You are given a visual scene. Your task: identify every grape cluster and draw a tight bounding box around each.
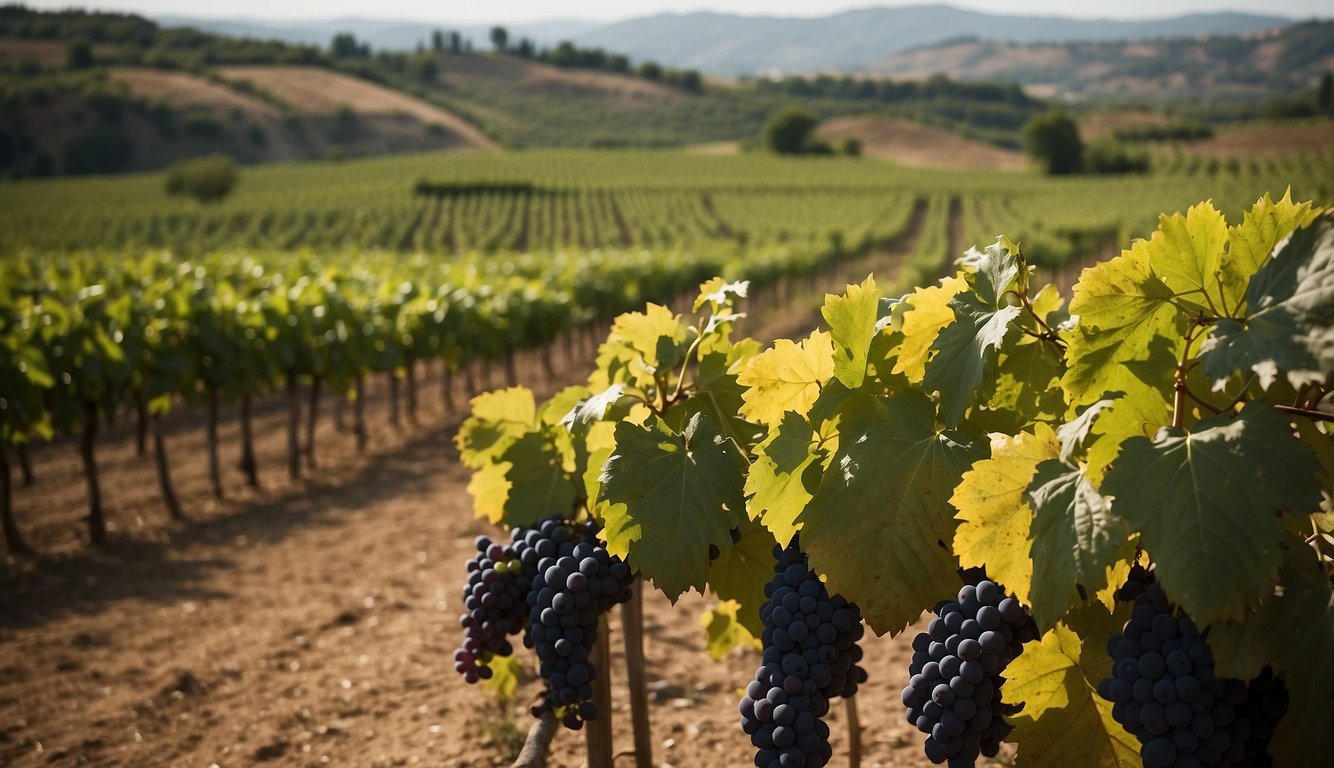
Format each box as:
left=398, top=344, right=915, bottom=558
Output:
left=1097, top=564, right=1288, bottom=768
left=454, top=526, right=539, bottom=683
left=738, top=541, right=867, bottom=768
left=901, top=578, right=1038, bottom=766
left=524, top=515, right=635, bottom=730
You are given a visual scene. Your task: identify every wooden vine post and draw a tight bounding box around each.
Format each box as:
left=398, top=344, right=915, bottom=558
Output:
left=586, top=615, right=614, bottom=766
left=621, top=582, right=653, bottom=768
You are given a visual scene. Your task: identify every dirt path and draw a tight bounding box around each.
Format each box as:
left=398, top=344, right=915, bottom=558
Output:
left=0, top=256, right=942, bottom=767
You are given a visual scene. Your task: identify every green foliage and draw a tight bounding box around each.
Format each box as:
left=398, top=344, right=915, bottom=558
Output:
left=164, top=153, right=238, bottom=203
left=1083, top=140, right=1149, bottom=175
left=763, top=107, right=818, bottom=155
left=66, top=40, right=94, bottom=70
left=1022, top=111, right=1083, bottom=176
left=61, top=124, right=134, bottom=174
left=838, top=136, right=861, bottom=157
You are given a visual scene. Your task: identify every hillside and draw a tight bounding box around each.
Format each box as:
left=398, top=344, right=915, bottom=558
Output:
left=871, top=21, right=1334, bottom=103
left=569, top=5, right=1293, bottom=76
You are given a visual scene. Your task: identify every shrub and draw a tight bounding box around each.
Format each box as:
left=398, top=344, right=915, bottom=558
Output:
left=839, top=136, right=862, bottom=157
left=164, top=153, right=237, bottom=203
left=763, top=107, right=818, bottom=155
left=1021, top=111, right=1083, bottom=175
left=1084, top=140, right=1150, bottom=175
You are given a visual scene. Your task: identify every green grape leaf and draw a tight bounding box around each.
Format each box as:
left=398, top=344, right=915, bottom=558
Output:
left=599, top=412, right=747, bottom=600
left=736, top=330, right=834, bottom=427
left=562, top=383, right=634, bottom=433
left=952, top=425, right=1061, bottom=605
left=706, top=516, right=777, bottom=638
left=480, top=654, right=524, bottom=704
left=699, top=600, right=761, bottom=660
left=968, top=331, right=1064, bottom=435
left=1202, top=213, right=1334, bottom=391
left=798, top=390, right=985, bottom=635
left=745, top=412, right=824, bottom=548
left=821, top=276, right=881, bottom=390
left=1026, top=460, right=1128, bottom=629
left=1221, top=190, right=1322, bottom=313
left=893, top=275, right=968, bottom=383
left=1003, top=605, right=1140, bottom=768
left=1056, top=394, right=1123, bottom=465
left=1146, top=201, right=1229, bottom=313
left=498, top=431, right=576, bottom=527
left=1102, top=402, right=1324, bottom=627
left=922, top=292, right=1022, bottom=426
left=456, top=386, right=536, bottom=469
left=961, top=237, right=1022, bottom=307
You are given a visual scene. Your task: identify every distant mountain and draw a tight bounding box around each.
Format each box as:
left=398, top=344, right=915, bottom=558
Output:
left=156, top=16, right=600, bottom=53
left=569, top=4, right=1296, bottom=75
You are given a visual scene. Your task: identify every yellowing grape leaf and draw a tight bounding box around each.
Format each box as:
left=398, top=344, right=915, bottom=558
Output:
left=599, top=412, right=748, bottom=600
left=745, top=412, right=824, bottom=548
left=798, top=390, right=985, bottom=635
left=1102, top=402, right=1324, bottom=627
left=1147, top=201, right=1229, bottom=313
left=1026, top=460, right=1128, bottom=629
left=960, top=237, right=1022, bottom=307
left=480, top=654, right=524, bottom=704
left=736, top=330, right=834, bottom=427
left=699, top=600, right=761, bottom=660
left=1221, top=190, right=1322, bottom=314
left=694, top=277, right=749, bottom=313
left=456, top=386, right=536, bottom=469
left=893, top=275, right=968, bottom=382
left=821, top=276, right=881, bottom=390
left=1203, top=213, right=1334, bottom=392
left=706, top=516, right=777, bottom=637
left=952, top=424, right=1061, bottom=605
left=1003, top=607, right=1139, bottom=768
left=923, top=292, right=1022, bottom=426
left=1062, top=237, right=1181, bottom=410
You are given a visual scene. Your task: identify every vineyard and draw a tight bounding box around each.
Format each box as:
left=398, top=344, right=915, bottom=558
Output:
left=0, top=147, right=1332, bottom=768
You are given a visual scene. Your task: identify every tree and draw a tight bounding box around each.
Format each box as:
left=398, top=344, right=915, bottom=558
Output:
left=431, top=29, right=444, bottom=52
left=1021, top=111, right=1083, bottom=176
left=67, top=40, right=93, bottom=69
left=331, top=32, right=368, bottom=59
left=490, top=26, right=508, bottom=53
left=1318, top=71, right=1332, bottom=115
left=763, top=107, right=818, bottom=155
left=839, top=136, right=862, bottom=157
left=450, top=31, right=463, bottom=53
left=164, top=154, right=238, bottom=204
left=637, top=61, right=662, bottom=81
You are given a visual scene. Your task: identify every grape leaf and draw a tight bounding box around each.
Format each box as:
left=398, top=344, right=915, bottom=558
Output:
left=1003, top=605, right=1139, bottom=768
left=952, top=425, right=1061, bottom=606
left=1102, top=402, right=1324, bottom=627
left=706, top=516, right=777, bottom=637
left=736, top=330, right=834, bottom=427
left=798, top=389, right=985, bottom=635
left=960, top=237, right=1022, bottom=307
left=479, top=654, right=524, bottom=704
left=922, top=292, right=1022, bottom=426
left=561, top=383, right=632, bottom=432
left=1202, top=213, right=1334, bottom=391
left=892, top=275, right=968, bottom=382
left=745, top=412, right=823, bottom=548
left=1026, top=460, right=1128, bottom=629
left=456, top=386, right=536, bottom=469
left=498, top=431, right=577, bottom=527
left=599, top=412, right=748, bottom=600
left=820, top=276, right=880, bottom=390
left=967, top=327, right=1064, bottom=436
left=1055, top=395, right=1122, bottom=464
left=699, top=600, right=761, bottom=660
left=694, top=277, right=749, bottom=313
left=1146, top=201, right=1229, bottom=313
left=1221, top=190, right=1322, bottom=313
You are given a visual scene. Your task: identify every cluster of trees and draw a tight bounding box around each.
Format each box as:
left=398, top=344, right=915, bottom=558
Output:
left=761, top=107, right=861, bottom=157
left=1263, top=71, right=1334, bottom=119
left=487, top=26, right=704, bottom=93
left=164, top=153, right=237, bottom=203
left=1021, top=112, right=1149, bottom=176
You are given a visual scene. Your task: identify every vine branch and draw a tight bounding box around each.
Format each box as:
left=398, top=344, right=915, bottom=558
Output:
left=512, top=710, right=557, bottom=768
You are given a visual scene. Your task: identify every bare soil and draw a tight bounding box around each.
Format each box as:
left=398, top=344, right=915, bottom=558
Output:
left=818, top=118, right=1026, bottom=172
left=1, top=234, right=950, bottom=768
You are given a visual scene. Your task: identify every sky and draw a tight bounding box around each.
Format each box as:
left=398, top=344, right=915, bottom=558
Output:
left=22, top=0, right=1333, bottom=23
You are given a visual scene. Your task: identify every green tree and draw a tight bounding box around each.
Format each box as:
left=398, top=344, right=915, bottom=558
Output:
left=1021, top=111, right=1083, bottom=176
left=1318, top=71, right=1333, bottom=115
left=164, top=154, right=238, bottom=204
left=431, top=29, right=444, bottom=52
left=637, top=61, right=662, bottom=81
left=490, top=26, right=508, bottom=53
left=763, top=107, right=818, bottom=155
left=67, top=40, right=94, bottom=69
left=839, top=136, right=862, bottom=157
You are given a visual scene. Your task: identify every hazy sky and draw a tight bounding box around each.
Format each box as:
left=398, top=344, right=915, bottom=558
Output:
left=23, top=0, right=1333, bottom=23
